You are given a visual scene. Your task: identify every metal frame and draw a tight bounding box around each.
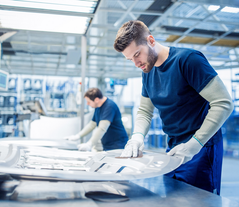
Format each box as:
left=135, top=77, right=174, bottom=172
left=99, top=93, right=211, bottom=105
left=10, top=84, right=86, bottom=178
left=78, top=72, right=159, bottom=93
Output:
left=0, top=0, right=238, bottom=79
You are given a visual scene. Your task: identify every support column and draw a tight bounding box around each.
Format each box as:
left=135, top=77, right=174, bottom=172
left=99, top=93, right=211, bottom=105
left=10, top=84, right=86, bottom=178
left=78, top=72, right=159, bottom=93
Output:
left=81, top=35, right=87, bottom=134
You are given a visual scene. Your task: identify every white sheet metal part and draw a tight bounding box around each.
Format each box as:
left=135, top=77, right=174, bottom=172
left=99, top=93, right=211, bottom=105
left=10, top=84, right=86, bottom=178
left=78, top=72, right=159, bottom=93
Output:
left=0, top=144, right=183, bottom=181
left=0, top=137, right=78, bottom=150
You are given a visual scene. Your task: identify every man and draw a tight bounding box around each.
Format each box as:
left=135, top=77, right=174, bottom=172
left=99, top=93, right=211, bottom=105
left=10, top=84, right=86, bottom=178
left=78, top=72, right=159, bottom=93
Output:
left=65, top=88, right=128, bottom=151
left=114, top=20, right=234, bottom=195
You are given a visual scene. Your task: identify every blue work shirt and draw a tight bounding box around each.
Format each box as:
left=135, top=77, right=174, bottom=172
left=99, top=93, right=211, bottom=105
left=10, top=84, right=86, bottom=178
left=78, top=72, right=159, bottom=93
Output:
left=92, top=98, right=128, bottom=151
left=142, top=47, right=222, bottom=148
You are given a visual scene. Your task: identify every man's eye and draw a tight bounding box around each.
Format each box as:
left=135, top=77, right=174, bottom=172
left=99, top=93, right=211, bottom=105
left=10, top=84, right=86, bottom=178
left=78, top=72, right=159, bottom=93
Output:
left=135, top=52, right=140, bottom=57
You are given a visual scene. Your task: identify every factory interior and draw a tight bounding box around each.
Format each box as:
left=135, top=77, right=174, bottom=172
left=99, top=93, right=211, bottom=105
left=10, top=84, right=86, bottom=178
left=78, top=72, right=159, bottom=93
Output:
left=0, top=0, right=239, bottom=206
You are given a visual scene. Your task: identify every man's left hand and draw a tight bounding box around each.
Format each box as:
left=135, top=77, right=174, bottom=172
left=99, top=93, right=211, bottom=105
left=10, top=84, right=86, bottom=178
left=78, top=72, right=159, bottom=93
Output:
left=77, top=142, right=92, bottom=151
left=167, top=137, right=203, bottom=164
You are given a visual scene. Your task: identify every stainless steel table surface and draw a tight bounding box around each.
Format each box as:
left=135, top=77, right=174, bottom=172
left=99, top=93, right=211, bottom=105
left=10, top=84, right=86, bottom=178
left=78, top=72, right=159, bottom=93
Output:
left=131, top=175, right=239, bottom=207
left=0, top=176, right=239, bottom=207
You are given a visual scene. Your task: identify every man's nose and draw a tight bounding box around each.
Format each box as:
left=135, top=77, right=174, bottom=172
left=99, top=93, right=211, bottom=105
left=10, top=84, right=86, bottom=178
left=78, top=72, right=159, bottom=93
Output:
left=132, top=58, right=140, bottom=68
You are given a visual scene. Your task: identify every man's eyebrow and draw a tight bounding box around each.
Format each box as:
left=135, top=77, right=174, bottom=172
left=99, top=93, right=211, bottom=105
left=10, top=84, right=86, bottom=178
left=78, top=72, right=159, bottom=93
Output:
left=126, top=50, right=140, bottom=60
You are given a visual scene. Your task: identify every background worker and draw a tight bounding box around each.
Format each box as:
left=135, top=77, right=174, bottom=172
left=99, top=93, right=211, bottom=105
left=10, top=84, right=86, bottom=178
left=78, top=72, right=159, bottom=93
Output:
left=65, top=87, right=128, bottom=151
left=114, top=20, right=234, bottom=195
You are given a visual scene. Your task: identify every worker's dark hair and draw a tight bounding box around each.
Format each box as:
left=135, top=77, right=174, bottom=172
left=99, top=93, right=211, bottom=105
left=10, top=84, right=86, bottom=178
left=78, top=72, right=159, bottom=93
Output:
left=84, top=88, right=103, bottom=101
left=114, top=20, right=151, bottom=52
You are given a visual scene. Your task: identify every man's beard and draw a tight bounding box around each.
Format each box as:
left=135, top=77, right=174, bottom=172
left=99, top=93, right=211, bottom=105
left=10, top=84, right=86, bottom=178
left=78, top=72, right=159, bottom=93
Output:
left=143, top=45, right=158, bottom=73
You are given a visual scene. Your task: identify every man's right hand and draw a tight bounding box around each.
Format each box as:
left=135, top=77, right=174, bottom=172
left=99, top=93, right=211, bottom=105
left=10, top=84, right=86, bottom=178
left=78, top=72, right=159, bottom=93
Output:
left=120, top=133, right=144, bottom=157
left=63, top=134, right=80, bottom=141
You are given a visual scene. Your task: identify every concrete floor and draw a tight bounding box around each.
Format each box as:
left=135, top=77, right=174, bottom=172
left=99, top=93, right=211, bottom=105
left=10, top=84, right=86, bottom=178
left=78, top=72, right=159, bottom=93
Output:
left=221, top=157, right=239, bottom=203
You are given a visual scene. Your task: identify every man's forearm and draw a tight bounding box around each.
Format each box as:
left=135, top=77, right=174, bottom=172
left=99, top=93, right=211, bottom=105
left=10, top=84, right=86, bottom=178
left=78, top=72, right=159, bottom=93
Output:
left=133, top=96, right=154, bottom=136
left=88, top=120, right=110, bottom=146
left=78, top=120, right=97, bottom=138
left=195, top=75, right=234, bottom=145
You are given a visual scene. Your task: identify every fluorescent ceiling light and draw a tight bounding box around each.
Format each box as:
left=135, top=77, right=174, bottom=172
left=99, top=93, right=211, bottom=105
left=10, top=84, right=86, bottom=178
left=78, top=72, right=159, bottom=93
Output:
left=66, top=64, right=76, bottom=68
left=0, top=10, right=89, bottom=34
left=208, top=5, right=220, bottom=11
left=0, top=0, right=98, bottom=13
left=208, top=5, right=239, bottom=13
left=221, top=6, right=239, bottom=13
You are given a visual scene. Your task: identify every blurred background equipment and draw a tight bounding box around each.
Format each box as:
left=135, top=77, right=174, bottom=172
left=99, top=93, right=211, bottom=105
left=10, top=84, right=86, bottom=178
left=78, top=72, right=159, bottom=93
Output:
left=0, top=69, right=9, bottom=91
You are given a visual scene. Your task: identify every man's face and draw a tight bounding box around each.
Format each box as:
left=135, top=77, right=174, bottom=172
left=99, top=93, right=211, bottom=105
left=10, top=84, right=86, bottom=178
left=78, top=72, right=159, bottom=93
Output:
left=122, top=40, right=158, bottom=73
left=85, top=97, right=98, bottom=108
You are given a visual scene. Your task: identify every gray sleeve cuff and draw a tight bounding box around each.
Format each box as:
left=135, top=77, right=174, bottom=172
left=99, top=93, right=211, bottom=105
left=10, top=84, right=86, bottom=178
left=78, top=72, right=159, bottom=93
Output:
left=88, top=120, right=110, bottom=146
left=133, top=96, right=155, bottom=136
left=79, top=120, right=97, bottom=137
left=195, top=75, right=234, bottom=145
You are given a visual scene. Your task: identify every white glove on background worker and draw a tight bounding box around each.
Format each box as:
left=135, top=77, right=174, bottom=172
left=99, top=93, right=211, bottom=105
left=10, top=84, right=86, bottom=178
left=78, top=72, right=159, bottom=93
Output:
left=167, top=76, right=233, bottom=164
left=77, top=120, right=110, bottom=152
left=64, top=134, right=81, bottom=141
left=77, top=141, right=92, bottom=151
left=120, top=96, right=155, bottom=157
left=64, top=120, right=97, bottom=141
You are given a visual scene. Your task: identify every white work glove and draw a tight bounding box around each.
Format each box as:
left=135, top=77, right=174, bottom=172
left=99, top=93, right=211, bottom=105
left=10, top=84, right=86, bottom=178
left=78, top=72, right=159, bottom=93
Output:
left=167, top=136, right=203, bottom=164
left=120, top=133, right=144, bottom=157
left=64, top=134, right=80, bottom=141
left=77, top=142, right=92, bottom=151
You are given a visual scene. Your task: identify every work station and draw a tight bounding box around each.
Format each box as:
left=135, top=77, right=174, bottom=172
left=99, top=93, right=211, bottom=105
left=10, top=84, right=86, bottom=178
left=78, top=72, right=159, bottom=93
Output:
left=0, top=0, right=239, bottom=206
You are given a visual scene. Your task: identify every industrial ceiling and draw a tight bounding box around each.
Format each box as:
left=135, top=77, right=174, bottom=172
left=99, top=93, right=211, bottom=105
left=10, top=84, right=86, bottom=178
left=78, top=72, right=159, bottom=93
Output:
left=0, top=0, right=239, bottom=79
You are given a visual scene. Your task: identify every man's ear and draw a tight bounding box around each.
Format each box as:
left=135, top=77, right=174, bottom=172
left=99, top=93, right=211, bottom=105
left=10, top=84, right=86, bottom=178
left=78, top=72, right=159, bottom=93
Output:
left=94, top=97, right=99, bottom=103
left=147, top=35, right=155, bottom=47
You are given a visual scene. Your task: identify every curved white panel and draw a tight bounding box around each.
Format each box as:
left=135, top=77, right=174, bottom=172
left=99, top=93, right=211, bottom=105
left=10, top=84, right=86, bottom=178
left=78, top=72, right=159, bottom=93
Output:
left=0, top=144, right=183, bottom=181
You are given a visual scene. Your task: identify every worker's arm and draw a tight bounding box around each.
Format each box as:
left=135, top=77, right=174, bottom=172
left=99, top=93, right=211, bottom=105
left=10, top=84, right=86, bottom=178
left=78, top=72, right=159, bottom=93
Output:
left=64, top=120, right=96, bottom=141
left=120, top=96, right=154, bottom=157
left=168, top=75, right=234, bottom=164
left=77, top=120, right=110, bottom=151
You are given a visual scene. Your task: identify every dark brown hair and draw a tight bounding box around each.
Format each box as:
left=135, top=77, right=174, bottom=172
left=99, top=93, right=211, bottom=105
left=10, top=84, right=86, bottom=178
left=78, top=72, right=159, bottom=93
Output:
left=84, top=88, right=103, bottom=101
left=114, top=20, right=151, bottom=52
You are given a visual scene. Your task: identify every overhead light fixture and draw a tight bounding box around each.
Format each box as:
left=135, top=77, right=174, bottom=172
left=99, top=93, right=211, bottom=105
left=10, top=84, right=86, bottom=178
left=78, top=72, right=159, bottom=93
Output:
left=0, top=10, right=89, bottom=34
left=0, top=0, right=99, bottom=34
left=208, top=5, right=239, bottom=13
left=0, top=0, right=98, bottom=13
left=221, top=6, right=239, bottom=13
left=66, top=64, right=76, bottom=69
left=208, top=5, right=220, bottom=11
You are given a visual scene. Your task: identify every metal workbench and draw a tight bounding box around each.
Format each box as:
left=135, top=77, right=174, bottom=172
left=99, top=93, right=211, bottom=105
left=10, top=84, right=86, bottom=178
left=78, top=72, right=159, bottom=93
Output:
left=0, top=140, right=238, bottom=207
left=0, top=175, right=239, bottom=207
